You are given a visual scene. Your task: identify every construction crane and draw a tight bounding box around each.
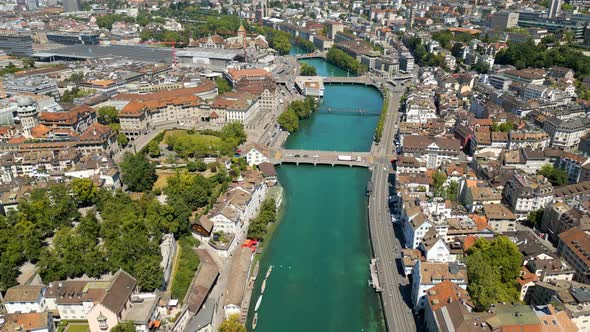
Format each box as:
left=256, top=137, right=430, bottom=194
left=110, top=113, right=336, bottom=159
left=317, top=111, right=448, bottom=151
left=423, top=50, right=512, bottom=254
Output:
left=144, top=40, right=185, bottom=68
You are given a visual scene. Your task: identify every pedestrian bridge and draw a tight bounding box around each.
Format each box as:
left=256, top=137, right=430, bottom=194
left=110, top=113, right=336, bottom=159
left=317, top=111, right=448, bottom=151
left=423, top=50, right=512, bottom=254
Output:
left=270, top=149, right=371, bottom=167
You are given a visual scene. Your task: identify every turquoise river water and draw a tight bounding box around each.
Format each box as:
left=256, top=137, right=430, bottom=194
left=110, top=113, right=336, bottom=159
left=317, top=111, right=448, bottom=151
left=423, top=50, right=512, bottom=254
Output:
left=246, top=48, right=386, bottom=331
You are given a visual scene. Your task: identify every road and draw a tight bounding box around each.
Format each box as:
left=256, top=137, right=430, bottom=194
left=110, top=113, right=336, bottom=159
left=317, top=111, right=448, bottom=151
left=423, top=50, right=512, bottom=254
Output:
left=368, top=82, right=416, bottom=332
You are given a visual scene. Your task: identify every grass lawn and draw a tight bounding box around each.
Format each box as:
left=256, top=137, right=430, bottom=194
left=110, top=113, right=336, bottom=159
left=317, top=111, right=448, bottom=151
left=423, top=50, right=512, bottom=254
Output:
left=170, top=237, right=200, bottom=303
left=154, top=172, right=175, bottom=190
left=65, top=324, right=89, bottom=332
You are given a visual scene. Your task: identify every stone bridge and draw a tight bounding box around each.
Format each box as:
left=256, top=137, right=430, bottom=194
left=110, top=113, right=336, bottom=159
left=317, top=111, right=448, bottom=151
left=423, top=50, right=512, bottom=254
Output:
left=270, top=149, right=372, bottom=167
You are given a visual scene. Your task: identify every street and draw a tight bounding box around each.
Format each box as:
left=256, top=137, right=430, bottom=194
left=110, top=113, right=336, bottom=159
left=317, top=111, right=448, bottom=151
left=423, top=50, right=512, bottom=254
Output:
left=367, top=83, right=416, bottom=332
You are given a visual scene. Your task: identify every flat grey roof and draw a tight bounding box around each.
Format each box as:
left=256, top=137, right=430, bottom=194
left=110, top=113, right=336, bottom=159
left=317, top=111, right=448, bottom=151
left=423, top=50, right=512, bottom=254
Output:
left=33, top=45, right=173, bottom=63
left=184, top=298, right=216, bottom=332
left=176, top=48, right=242, bottom=60
left=32, top=45, right=242, bottom=63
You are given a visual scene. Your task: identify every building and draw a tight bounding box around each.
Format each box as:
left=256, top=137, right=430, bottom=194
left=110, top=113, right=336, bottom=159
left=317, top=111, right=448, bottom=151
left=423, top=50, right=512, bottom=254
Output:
left=86, top=270, right=153, bottom=332
left=211, top=92, right=260, bottom=124
left=411, top=261, right=468, bottom=310
left=424, top=280, right=473, bottom=332
left=400, top=136, right=462, bottom=169
left=2, top=312, right=55, bottom=332
left=502, top=174, right=553, bottom=219
left=543, top=116, right=590, bottom=149
left=63, top=0, right=81, bottom=12
left=558, top=227, right=590, bottom=284
left=223, top=246, right=253, bottom=319
left=491, top=11, right=519, bottom=30
left=483, top=203, right=517, bottom=233
left=3, top=285, right=47, bottom=314
left=542, top=202, right=590, bottom=242
left=530, top=279, right=590, bottom=331
left=294, top=76, right=324, bottom=97
left=0, top=30, right=33, bottom=56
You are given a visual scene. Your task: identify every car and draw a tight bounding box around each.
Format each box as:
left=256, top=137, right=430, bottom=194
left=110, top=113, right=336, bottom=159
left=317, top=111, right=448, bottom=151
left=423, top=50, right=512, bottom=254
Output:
left=286, top=154, right=294, bottom=157
left=294, top=154, right=300, bottom=157
left=302, top=154, right=309, bottom=158
left=312, top=154, right=319, bottom=158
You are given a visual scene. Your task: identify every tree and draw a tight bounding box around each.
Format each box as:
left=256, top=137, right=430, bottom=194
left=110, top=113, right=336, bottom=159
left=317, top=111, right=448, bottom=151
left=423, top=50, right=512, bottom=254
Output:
left=466, top=237, right=522, bottom=310
left=21, top=57, right=35, bottom=68
left=120, top=153, right=157, bottom=192
left=432, top=171, right=447, bottom=197
left=117, top=133, right=129, bottom=147
left=537, top=164, right=568, bottom=186
left=326, top=48, right=365, bottom=75
left=147, top=141, right=161, bottom=158
left=220, top=123, right=247, bottom=145
left=216, top=77, right=232, bottom=94
left=526, top=209, right=544, bottom=228
left=97, top=106, right=119, bottom=125
left=277, top=109, right=299, bottom=132
left=71, top=178, right=98, bottom=206
left=491, top=121, right=513, bottom=132
left=219, top=314, right=247, bottom=332
left=195, top=160, right=207, bottom=172
left=111, top=322, right=136, bottom=332
left=300, top=62, right=317, bottom=76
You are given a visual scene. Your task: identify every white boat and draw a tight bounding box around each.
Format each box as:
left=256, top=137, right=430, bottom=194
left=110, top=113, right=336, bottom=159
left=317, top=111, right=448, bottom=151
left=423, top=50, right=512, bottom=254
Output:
left=255, top=295, right=263, bottom=312
left=261, top=279, right=267, bottom=294
left=265, top=266, right=273, bottom=279
left=252, top=313, right=258, bottom=330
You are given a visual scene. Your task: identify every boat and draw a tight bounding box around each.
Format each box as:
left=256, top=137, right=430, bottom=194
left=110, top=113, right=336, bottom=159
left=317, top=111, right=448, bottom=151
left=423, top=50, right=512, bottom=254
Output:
left=252, top=313, right=258, bottom=330
left=255, top=295, right=263, bottom=311
left=261, top=279, right=267, bottom=294
left=265, top=266, right=273, bottom=279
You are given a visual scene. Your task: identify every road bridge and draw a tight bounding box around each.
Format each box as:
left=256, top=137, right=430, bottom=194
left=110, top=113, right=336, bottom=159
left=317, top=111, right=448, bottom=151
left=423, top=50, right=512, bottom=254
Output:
left=295, top=52, right=326, bottom=60
left=270, top=149, right=372, bottom=167
left=317, top=107, right=381, bottom=116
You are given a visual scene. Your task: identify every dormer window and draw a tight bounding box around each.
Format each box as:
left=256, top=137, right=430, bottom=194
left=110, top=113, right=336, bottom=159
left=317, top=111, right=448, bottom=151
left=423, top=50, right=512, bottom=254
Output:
left=97, top=312, right=108, bottom=330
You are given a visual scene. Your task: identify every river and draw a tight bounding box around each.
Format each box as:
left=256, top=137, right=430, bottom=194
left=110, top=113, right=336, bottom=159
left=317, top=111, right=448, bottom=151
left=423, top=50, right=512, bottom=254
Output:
left=247, top=48, right=385, bottom=332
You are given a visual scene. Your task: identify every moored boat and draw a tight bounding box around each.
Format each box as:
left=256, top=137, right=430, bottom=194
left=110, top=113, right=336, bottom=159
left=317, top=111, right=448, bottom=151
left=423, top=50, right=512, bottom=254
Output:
left=265, top=265, right=273, bottom=279
left=261, top=279, right=267, bottom=294
left=255, top=295, right=263, bottom=311
left=252, top=313, right=258, bottom=330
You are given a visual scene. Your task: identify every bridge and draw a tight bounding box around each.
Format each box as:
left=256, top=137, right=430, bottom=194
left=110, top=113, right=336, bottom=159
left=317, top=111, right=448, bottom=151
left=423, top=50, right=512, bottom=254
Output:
left=270, top=149, right=372, bottom=167
left=316, top=107, right=381, bottom=116
left=295, top=51, right=326, bottom=60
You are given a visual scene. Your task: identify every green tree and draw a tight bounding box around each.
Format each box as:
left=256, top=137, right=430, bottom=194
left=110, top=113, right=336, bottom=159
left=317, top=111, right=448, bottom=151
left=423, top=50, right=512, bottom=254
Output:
left=220, top=123, right=247, bottom=145
left=219, top=314, right=247, bottom=332
left=432, top=171, right=447, bottom=197
left=466, top=237, right=522, bottom=310
left=97, top=106, right=119, bottom=125
left=120, top=153, right=157, bottom=192
left=216, top=77, right=232, bottom=94
left=71, top=178, right=98, bottom=206
left=134, top=255, right=164, bottom=291
left=537, top=164, right=568, bottom=186
left=147, top=141, right=161, bottom=158
left=111, top=322, right=136, bottom=332
left=326, top=48, right=365, bottom=74
left=277, top=109, right=299, bottom=132
left=117, top=133, right=129, bottom=147
left=21, top=57, right=35, bottom=68
left=247, top=198, right=277, bottom=240
left=491, top=121, right=513, bottom=132
left=195, top=160, right=207, bottom=172
left=526, top=209, right=544, bottom=228
left=300, top=62, right=317, bottom=76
